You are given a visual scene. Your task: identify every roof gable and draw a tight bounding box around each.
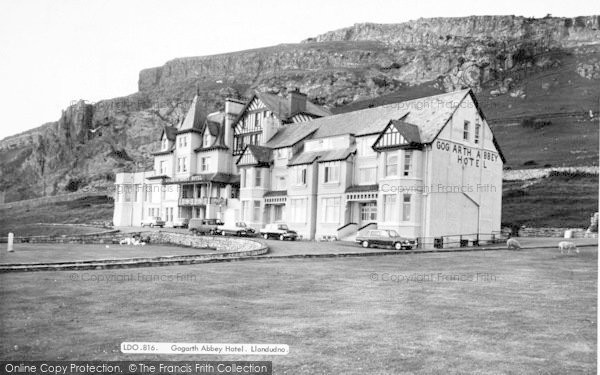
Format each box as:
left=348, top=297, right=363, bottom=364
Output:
left=372, top=116, right=423, bottom=151
left=180, top=95, right=205, bottom=131
left=236, top=144, right=272, bottom=166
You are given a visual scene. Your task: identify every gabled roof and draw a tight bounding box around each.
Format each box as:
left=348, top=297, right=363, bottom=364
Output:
left=288, top=146, right=356, bottom=166
left=307, top=89, right=472, bottom=141
left=236, top=144, right=272, bottom=166
left=179, top=95, right=205, bottom=132
left=391, top=120, right=421, bottom=144
left=232, top=91, right=331, bottom=129
left=160, top=126, right=177, bottom=141
left=248, top=144, right=272, bottom=164
left=256, top=92, right=331, bottom=119
left=264, top=124, right=319, bottom=149
left=194, top=111, right=228, bottom=152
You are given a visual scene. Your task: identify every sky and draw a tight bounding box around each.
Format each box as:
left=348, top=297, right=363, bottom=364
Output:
left=0, top=0, right=598, bottom=139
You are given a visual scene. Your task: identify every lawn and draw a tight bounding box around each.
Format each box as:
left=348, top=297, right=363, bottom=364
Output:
left=0, top=243, right=214, bottom=265
left=0, top=247, right=596, bottom=374
left=0, top=196, right=114, bottom=236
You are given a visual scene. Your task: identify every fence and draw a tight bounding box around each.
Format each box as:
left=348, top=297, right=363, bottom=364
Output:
left=416, top=232, right=505, bottom=249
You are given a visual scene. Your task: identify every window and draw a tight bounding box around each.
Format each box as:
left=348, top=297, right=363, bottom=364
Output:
left=253, top=201, right=261, bottom=221
left=159, top=161, right=166, bottom=174
left=276, top=149, right=287, bottom=159
left=178, top=136, right=187, bottom=147
left=161, top=186, right=166, bottom=200
left=290, top=198, right=307, bottom=223
left=323, top=162, right=340, bottom=183
left=383, top=195, right=397, bottom=222
left=474, top=122, right=481, bottom=144
left=360, top=202, right=377, bottom=222
left=133, top=185, right=139, bottom=202
left=162, top=138, right=168, bottom=150
left=402, top=194, right=411, bottom=221
left=403, top=151, right=413, bottom=177
left=385, top=153, right=398, bottom=177
left=322, top=197, right=341, bottom=223
left=203, top=132, right=210, bottom=148
left=463, top=121, right=470, bottom=141
left=358, top=166, right=376, bottom=184
left=123, top=185, right=132, bottom=202
left=201, top=157, right=209, bottom=172
left=241, top=169, right=247, bottom=188
left=254, top=112, right=260, bottom=127
left=241, top=201, right=249, bottom=222
left=295, top=166, right=307, bottom=185
left=274, top=205, right=283, bottom=222
left=145, top=186, right=152, bottom=202
left=254, top=169, right=262, bottom=187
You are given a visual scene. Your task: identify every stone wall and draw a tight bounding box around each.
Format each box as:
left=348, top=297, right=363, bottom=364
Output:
left=503, top=166, right=599, bottom=181
left=519, top=227, right=598, bottom=238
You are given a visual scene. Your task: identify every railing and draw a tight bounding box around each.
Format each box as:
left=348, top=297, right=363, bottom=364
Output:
left=337, top=222, right=358, bottom=240
left=179, top=197, right=228, bottom=206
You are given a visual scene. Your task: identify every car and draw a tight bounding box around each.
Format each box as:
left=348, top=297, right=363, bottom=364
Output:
left=260, top=223, right=298, bottom=241
left=141, top=216, right=165, bottom=228
left=356, top=229, right=416, bottom=250
left=216, top=222, right=256, bottom=236
left=188, top=218, right=224, bottom=235
left=171, top=217, right=189, bottom=228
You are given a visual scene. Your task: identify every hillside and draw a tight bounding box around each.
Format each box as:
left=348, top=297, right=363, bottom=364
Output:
left=0, top=15, right=599, bottom=202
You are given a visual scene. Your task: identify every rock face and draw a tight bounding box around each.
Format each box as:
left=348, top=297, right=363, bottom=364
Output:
left=1, top=15, right=599, bottom=202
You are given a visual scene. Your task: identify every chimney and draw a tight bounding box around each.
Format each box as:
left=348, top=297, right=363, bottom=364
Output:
left=288, top=88, right=307, bottom=116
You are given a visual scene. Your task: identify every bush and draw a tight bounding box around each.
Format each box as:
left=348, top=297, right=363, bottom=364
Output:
left=65, top=178, right=82, bottom=192
left=520, top=117, right=552, bottom=129
left=523, top=160, right=537, bottom=166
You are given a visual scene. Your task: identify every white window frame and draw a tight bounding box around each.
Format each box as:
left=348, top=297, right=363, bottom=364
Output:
left=295, top=166, right=307, bottom=185
left=254, top=169, right=262, bottom=187
left=402, top=194, right=411, bottom=222
left=323, top=162, right=340, bottom=184
left=201, top=157, right=209, bottom=172
left=463, top=120, right=470, bottom=141
left=358, top=166, right=376, bottom=184
left=290, top=198, right=307, bottom=223
left=474, top=122, right=481, bottom=144
left=252, top=200, right=261, bottom=221
left=321, top=197, right=341, bottom=223
left=383, top=194, right=397, bottom=222
left=385, top=153, right=398, bottom=177
left=403, top=151, right=413, bottom=177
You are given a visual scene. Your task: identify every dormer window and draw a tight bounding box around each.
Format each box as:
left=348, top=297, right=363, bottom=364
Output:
left=203, top=131, right=210, bottom=148
left=161, top=138, right=168, bottom=151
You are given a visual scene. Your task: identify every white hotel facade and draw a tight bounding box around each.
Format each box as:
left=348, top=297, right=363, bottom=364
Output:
left=114, top=89, right=504, bottom=244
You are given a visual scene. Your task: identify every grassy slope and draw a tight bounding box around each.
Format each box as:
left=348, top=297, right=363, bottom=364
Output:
left=0, top=250, right=596, bottom=373
left=0, top=196, right=113, bottom=236
left=502, top=174, right=599, bottom=228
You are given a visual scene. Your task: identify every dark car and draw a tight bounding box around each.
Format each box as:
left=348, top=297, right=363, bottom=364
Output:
left=216, top=221, right=256, bottom=236
left=188, top=218, right=224, bottom=235
left=260, top=223, right=298, bottom=241
left=356, top=229, right=415, bottom=250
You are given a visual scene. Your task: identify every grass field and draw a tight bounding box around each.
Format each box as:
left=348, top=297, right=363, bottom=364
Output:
left=0, top=247, right=596, bottom=374
left=0, top=196, right=113, bottom=236
left=502, top=173, right=599, bottom=228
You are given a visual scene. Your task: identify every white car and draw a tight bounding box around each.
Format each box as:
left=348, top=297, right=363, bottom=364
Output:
left=216, top=222, right=256, bottom=236
left=171, top=217, right=189, bottom=228
left=141, top=216, right=165, bottom=228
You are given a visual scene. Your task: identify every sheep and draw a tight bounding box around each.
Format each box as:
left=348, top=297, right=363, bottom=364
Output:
left=558, top=241, right=579, bottom=254
left=506, top=238, right=522, bottom=250
left=119, top=237, right=133, bottom=245
left=119, top=237, right=146, bottom=246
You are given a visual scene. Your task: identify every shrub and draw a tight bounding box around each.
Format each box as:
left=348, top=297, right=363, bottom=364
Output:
left=523, top=160, right=537, bottom=166
left=65, top=178, right=82, bottom=192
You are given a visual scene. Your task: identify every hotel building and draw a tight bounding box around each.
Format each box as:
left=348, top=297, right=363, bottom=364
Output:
left=114, top=88, right=504, bottom=244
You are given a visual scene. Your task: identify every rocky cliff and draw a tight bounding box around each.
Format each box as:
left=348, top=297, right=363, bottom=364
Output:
left=1, top=15, right=599, bottom=202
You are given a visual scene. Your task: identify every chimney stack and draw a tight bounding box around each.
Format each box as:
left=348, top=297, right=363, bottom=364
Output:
left=288, top=88, right=307, bottom=116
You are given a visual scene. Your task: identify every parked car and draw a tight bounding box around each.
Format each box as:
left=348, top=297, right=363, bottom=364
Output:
left=141, top=216, right=165, bottom=228
left=260, top=223, right=298, bottom=241
left=356, top=229, right=416, bottom=250
left=216, top=222, right=256, bottom=236
left=171, top=217, right=189, bottom=228
left=189, top=218, right=224, bottom=235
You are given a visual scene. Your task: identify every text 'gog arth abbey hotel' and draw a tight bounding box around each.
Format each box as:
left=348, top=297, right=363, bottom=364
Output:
left=113, top=89, right=504, bottom=243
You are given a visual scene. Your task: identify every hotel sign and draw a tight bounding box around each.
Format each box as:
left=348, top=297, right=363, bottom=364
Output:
left=435, top=140, right=499, bottom=168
